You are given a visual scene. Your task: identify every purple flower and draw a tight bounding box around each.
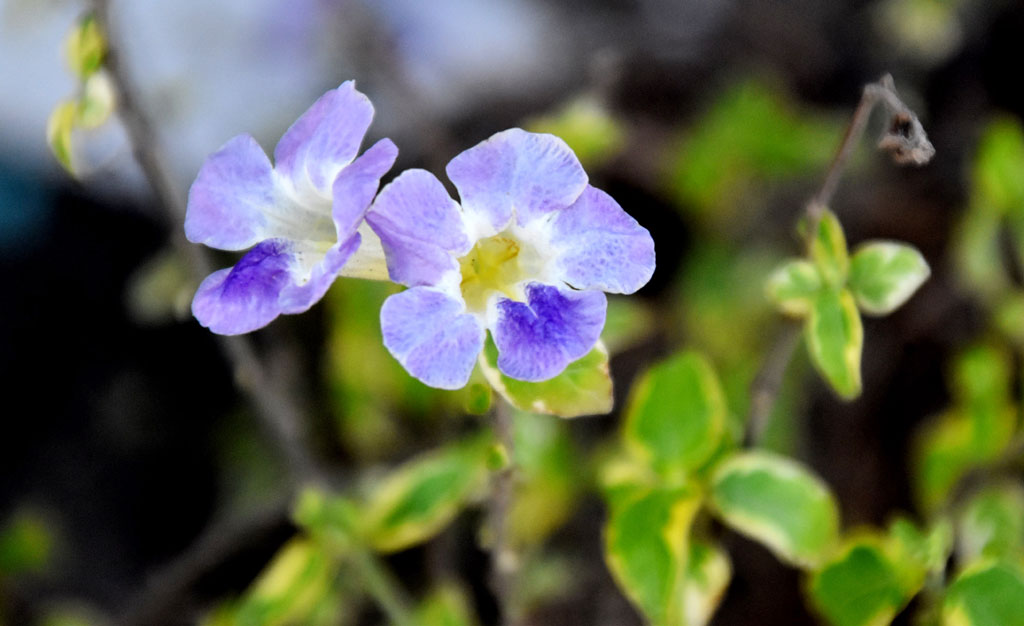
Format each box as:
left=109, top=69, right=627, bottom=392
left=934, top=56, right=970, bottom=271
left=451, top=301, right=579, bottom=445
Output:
left=185, top=81, right=397, bottom=334
left=367, top=129, right=655, bottom=389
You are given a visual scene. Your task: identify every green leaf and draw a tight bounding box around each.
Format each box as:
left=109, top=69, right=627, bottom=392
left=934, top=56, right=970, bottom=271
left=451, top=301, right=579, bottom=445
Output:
left=709, top=451, right=840, bottom=568
left=807, top=536, right=922, bottom=626
left=683, top=541, right=732, bottom=626
left=415, top=584, right=479, bottom=626
left=363, top=433, right=493, bottom=552
left=480, top=337, right=612, bottom=418
left=766, top=259, right=822, bottom=317
left=957, top=483, right=1024, bottom=562
left=973, top=117, right=1024, bottom=215
left=810, top=210, right=850, bottom=288
left=848, top=242, right=930, bottom=315
left=64, top=13, right=106, bottom=79
left=887, top=516, right=953, bottom=578
left=0, top=510, right=54, bottom=576
left=805, top=288, right=863, bottom=400
left=526, top=96, right=625, bottom=168
left=232, top=537, right=342, bottom=626
left=47, top=100, right=78, bottom=174
left=943, top=561, right=1024, bottom=626
left=623, top=351, right=728, bottom=480
left=604, top=486, right=702, bottom=626
left=994, top=292, right=1024, bottom=345
left=507, top=410, right=581, bottom=549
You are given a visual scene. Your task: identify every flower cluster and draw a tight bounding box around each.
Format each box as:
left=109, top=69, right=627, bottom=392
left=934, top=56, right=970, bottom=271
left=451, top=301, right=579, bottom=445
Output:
left=186, top=83, right=655, bottom=388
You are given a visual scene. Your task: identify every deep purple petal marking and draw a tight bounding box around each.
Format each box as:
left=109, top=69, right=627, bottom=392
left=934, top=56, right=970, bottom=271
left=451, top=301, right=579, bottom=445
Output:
left=550, top=185, right=655, bottom=294
left=380, top=287, right=484, bottom=389
left=492, top=283, right=607, bottom=382
left=367, top=169, right=469, bottom=287
left=273, top=81, right=374, bottom=192
left=446, top=129, right=588, bottom=231
left=185, top=134, right=275, bottom=251
left=331, top=137, right=398, bottom=238
left=191, top=239, right=294, bottom=335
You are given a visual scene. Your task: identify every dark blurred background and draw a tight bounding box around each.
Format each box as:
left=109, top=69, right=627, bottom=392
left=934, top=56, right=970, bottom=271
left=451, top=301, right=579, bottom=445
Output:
left=2, top=0, right=1023, bottom=624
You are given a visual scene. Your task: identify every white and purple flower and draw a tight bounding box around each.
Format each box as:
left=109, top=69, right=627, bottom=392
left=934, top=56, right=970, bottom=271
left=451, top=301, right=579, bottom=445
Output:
left=185, top=81, right=397, bottom=334
left=367, top=129, right=655, bottom=389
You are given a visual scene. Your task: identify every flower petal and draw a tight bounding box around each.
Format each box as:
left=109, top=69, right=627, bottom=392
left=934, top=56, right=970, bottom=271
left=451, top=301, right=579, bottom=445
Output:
left=273, top=81, right=374, bottom=193
left=446, top=128, right=587, bottom=233
left=380, top=287, right=484, bottom=389
left=367, top=169, right=470, bottom=287
left=331, top=137, right=398, bottom=238
left=279, top=234, right=361, bottom=314
left=549, top=186, right=655, bottom=294
left=191, top=239, right=294, bottom=334
left=185, top=134, right=275, bottom=251
left=491, top=283, right=607, bottom=382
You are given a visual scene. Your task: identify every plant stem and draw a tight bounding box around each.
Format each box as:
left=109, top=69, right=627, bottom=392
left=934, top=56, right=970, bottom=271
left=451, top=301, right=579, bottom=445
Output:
left=743, top=74, right=935, bottom=445
left=89, top=0, right=326, bottom=488
left=489, top=398, right=521, bottom=626
left=349, top=544, right=417, bottom=626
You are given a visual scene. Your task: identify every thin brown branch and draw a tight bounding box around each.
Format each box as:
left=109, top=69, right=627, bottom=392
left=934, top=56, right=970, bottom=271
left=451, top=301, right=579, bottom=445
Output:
left=89, top=0, right=326, bottom=487
left=488, top=399, right=522, bottom=626
left=744, top=74, right=934, bottom=446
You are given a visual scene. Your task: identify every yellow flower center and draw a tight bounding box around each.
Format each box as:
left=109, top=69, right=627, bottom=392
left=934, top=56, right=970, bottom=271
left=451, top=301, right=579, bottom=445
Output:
left=458, top=234, right=530, bottom=312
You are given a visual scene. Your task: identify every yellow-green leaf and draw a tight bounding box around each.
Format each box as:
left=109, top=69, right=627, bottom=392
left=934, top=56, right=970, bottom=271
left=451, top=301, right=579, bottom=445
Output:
left=415, top=584, right=479, bottom=626
left=957, top=483, right=1024, bottom=563
left=64, top=13, right=106, bottom=79
left=709, top=451, right=840, bottom=568
left=848, top=241, right=930, bottom=316
left=805, top=288, right=863, bottom=400
left=683, top=541, right=731, bottom=626
left=766, top=259, right=823, bottom=317
left=943, top=560, right=1024, bottom=626
left=526, top=96, right=625, bottom=168
left=604, top=485, right=702, bottom=626
left=232, top=538, right=341, bottom=626
left=807, top=535, right=923, bottom=626
left=623, top=351, right=728, bottom=480
left=47, top=100, right=78, bottom=174
left=480, top=337, right=612, bottom=418
left=810, top=210, right=850, bottom=288
left=76, top=71, right=116, bottom=129
left=363, top=433, right=493, bottom=552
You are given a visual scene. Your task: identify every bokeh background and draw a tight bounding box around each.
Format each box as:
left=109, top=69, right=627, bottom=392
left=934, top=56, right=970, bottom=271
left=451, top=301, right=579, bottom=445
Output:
left=2, top=0, right=1024, bottom=624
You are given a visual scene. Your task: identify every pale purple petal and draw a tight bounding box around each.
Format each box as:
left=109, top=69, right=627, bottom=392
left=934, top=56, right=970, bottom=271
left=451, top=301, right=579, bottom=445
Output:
left=185, top=134, right=275, bottom=251
left=367, top=169, right=470, bottom=287
left=446, top=129, right=588, bottom=231
left=191, top=239, right=294, bottom=335
left=331, top=138, right=398, bottom=238
left=279, top=234, right=361, bottom=314
left=273, top=81, right=374, bottom=192
left=491, top=283, right=607, bottom=382
left=550, top=186, right=655, bottom=294
left=380, top=287, right=484, bottom=389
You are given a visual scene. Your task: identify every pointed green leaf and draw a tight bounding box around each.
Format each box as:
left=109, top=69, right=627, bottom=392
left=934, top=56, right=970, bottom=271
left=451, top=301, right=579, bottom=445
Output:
left=64, top=13, right=106, bottom=79
left=363, top=433, right=493, bottom=552
left=604, top=486, right=702, bottom=626
left=848, top=241, right=930, bottom=315
left=683, top=541, right=731, bottom=626
left=810, top=210, right=849, bottom=287
left=957, top=483, right=1024, bottom=563
left=805, top=288, right=863, bottom=399
left=766, top=259, right=822, bottom=317
left=47, top=100, right=78, bottom=174
left=623, top=351, right=728, bottom=479
left=233, top=538, right=342, bottom=626
left=480, top=337, right=612, bottom=418
left=943, top=561, right=1024, bottom=626
left=709, top=451, right=840, bottom=568
left=807, top=536, right=923, bottom=626
left=973, top=116, right=1024, bottom=214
